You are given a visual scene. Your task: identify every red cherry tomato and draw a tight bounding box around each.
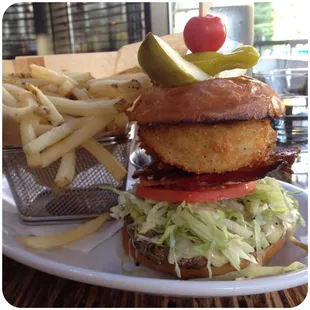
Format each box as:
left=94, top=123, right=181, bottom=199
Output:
left=183, top=14, right=227, bottom=53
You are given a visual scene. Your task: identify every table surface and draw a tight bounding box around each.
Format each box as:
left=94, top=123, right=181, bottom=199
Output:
left=3, top=143, right=308, bottom=307
left=2, top=256, right=308, bottom=307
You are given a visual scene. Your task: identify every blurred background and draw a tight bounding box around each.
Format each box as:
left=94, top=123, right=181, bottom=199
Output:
left=2, top=2, right=308, bottom=60
left=2, top=1, right=308, bottom=186
left=2, top=2, right=149, bottom=57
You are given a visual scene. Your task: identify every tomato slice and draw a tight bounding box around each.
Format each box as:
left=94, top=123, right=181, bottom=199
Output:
left=136, top=182, right=256, bottom=203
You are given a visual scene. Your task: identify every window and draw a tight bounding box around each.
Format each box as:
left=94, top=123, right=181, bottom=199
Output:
left=49, top=2, right=147, bottom=54
left=2, top=2, right=37, bottom=59
left=170, top=1, right=308, bottom=59
left=254, top=2, right=308, bottom=58
left=2, top=2, right=148, bottom=59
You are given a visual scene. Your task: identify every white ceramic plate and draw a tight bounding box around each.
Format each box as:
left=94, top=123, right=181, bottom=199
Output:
left=2, top=180, right=308, bottom=298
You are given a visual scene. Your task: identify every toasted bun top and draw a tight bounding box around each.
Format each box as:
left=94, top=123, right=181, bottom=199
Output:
left=122, top=226, right=286, bottom=279
left=127, top=76, right=285, bottom=126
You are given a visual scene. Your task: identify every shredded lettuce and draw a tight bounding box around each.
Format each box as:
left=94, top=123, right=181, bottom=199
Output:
left=167, top=232, right=181, bottom=278
left=222, top=239, right=257, bottom=271
left=207, top=241, right=216, bottom=278
left=197, top=210, right=229, bottom=238
left=175, top=235, right=201, bottom=260
left=107, top=177, right=305, bottom=279
left=216, top=200, right=245, bottom=212
left=262, top=220, right=284, bottom=244
left=157, top=224, right=176, bottom=245
left=205, top=261, right=306, bottom=281
left=139, top=201, right=168, bottom=234
left=243, top=177, right=297, bottom=214
left=220, top=218, right=253, bottom=238
left=136, top=234, right=160, bottom=244
left=194, top=242, right=211, bottom=255
left=181, top=209, right=228, bottom=247
left=110, top=205, right=125, bottom=220
left=253, top=220, right=262, bottom=265
left=261, top=234, right=270, bottom=249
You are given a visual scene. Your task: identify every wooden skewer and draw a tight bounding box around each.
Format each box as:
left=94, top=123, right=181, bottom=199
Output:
left=199, top=2, right=213, bottom=17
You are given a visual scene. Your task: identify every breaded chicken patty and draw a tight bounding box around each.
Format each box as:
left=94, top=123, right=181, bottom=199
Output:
left=139, top=119, right=277, bottom=174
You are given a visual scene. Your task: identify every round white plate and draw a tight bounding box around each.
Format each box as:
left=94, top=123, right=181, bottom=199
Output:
left=2, top=181, right=308, bottom=298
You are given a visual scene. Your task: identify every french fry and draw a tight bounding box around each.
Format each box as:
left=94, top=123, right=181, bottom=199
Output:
left=7, top=77, right=49, bottom=87
left=3, top=78, right=27, bottom=88
left=3, top=83, right=29, bottom=100
left=8, top=73, right=32, bottom=78
left=54, top=150, right=76, bottom=187
left=31, top=119, right=40, bottom=128
left=288, top=235, right=308, bottom=252
left=3, top=77, right=48, bottom=88
left=40, top=116, right=113, bottom=167
left=60, top=71, right=83, bottom=77
left=71, top=87, right=91, bottom=100
left=19, top=213, right=110, bottom=250
left=26, top=83, right=64, bottom=126
left=62, top=114, right=76, bottom=122
left=114, top=112, right=129, bottom=130
left=23, top=117, right=89, bottom=155
left=3, top=104, right=38, bottom=123
left=63, top=72, right=93, bottom=84
left=30, top=64, right=78, bottom=86
left=59, top=80, right=74, bottom=97
left=20, top=78, right=49, bottom=87
left=46, top=96, right=129, bottom=116
left=2, top=87, right=18, bottom=107
left=83, top=138, right=127, bottom=182
left=33, top=123, right=55, bottom=136
left=33, top=105, right=51, bottom=117
left=40, top=83, right=59, bottom=93
left=92, top=72, right=147, bottom=82
left=88, top=79, right=131, bottom=97
left=3, top=84, right=37, bottom=108
left=7, top=73, right=51, bottom=87
left=83, top=98, right=109, bottom=102
left=88, top=73, right=151, bottom=98
left=36, top=115, right=51, bottom=124
left=20, top=119, right=41, bottom=168
left=40, top=89, right=63, bottom=97
left=19, top=92, right=38, bottom=107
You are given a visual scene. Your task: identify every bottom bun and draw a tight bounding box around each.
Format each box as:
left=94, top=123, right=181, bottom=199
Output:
left=122, top=226, right=286, bottom=279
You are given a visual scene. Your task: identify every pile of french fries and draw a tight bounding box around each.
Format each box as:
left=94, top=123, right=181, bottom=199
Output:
left=3, top=64, right=151, bottom=187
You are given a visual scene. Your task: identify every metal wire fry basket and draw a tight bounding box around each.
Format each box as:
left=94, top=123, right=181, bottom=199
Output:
left=3, top=137, right=132, bottom=224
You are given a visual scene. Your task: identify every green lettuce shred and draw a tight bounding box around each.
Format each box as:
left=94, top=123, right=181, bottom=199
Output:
left=205, top=261, right=306, bottom=281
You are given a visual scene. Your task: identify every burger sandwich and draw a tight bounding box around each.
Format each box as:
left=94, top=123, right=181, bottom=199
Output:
left=109, top=32, right=306, bottom=279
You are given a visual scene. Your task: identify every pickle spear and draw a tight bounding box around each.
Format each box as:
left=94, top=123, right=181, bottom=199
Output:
left=138, top=33, right=209, bottom=88
left=184, top=46, right=260, bottom=76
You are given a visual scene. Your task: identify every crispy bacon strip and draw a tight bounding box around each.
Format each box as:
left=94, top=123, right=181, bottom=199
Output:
left=132, top=160, right=178, bottom=179
left=137, top=147, right=300, bottom=188
left=268, top=147, right=300, bottom=173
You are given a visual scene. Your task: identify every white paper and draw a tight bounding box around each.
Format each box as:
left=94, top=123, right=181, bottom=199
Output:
left=2, top=201, right=123, bottom=253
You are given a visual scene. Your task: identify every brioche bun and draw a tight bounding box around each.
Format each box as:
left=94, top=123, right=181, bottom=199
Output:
left=127, top=76, right=284, bottom=126
left=122, top=226, right=286, bottom=279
